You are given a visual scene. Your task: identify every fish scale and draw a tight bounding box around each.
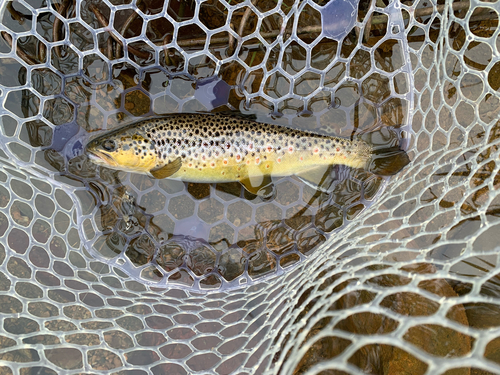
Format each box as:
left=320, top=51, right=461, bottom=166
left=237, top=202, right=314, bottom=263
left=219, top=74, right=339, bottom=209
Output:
left=85, top=113, right=409, bottom=195
left=147, top=114, right=368, bottom=178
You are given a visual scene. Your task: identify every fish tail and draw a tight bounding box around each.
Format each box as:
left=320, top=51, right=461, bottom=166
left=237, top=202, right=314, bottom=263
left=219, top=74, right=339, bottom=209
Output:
left=366, top=146, right=410, bottom=176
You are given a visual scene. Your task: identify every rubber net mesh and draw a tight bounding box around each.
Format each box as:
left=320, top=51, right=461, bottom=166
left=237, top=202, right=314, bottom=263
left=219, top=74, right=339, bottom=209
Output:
left=0, top=0, right=499, bottom=373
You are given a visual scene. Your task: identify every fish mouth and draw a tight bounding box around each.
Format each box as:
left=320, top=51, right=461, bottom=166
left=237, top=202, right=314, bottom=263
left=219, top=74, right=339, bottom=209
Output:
left=87, top=150, right=118, bottom=167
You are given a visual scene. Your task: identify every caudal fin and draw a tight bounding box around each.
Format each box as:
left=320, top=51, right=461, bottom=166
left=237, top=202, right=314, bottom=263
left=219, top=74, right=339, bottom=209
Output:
left=367, top=147, right=410, bottom=176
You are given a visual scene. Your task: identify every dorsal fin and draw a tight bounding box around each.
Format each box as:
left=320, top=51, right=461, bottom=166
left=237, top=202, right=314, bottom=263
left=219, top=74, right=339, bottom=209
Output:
left=150, top=157, right=182, bottom=179
left=210, top=110, right=258, bottom=121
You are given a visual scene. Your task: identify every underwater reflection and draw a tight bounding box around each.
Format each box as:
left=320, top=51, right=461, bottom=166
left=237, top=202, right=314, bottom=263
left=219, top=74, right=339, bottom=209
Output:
left=56, top=151, right=394, bottom=290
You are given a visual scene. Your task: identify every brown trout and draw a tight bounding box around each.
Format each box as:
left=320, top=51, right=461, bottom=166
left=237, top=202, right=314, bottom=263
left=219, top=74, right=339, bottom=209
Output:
left=85, top=113, right=409, bottom=197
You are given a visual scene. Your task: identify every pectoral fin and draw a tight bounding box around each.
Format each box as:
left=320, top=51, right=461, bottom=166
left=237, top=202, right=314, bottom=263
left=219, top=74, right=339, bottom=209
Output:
left=150, top=157, right=182, bottom=179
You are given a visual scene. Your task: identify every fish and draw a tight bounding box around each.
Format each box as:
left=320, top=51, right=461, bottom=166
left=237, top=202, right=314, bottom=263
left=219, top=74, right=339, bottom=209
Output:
left=85, top=113, right=410, bottom=198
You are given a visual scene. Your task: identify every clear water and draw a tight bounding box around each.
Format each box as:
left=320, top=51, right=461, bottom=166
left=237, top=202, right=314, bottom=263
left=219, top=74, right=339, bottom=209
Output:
left=4, top=0, right=498, bottom=373
left=0, top=0, right=412, bottom=292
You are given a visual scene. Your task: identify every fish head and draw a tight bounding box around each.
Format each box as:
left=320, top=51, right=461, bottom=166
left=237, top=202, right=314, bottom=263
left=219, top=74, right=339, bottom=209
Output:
left=85, top=130, right=157, bottom=173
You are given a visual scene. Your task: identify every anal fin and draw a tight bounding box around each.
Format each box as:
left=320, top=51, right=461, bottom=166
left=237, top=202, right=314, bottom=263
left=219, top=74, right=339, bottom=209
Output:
left=239, top=162, right=276, bottom=200
left=150, top=157, right=182, bottom=179
left=240, top=174, right=275, bottom=200
left=295, top=165, right=336, bottom=193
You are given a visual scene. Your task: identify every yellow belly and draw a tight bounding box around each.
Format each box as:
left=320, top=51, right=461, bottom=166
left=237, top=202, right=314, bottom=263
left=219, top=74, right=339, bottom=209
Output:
left=168, top=150, right=368, bottom=183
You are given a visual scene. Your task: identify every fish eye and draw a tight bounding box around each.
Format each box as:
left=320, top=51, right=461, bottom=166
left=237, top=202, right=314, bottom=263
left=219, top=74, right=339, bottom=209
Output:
left=102, top=140, right=116, bottom=151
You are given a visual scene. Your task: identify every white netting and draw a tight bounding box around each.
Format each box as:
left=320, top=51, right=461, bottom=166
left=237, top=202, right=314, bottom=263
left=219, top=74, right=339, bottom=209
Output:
left=0, top=0, right=498, bottom=373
